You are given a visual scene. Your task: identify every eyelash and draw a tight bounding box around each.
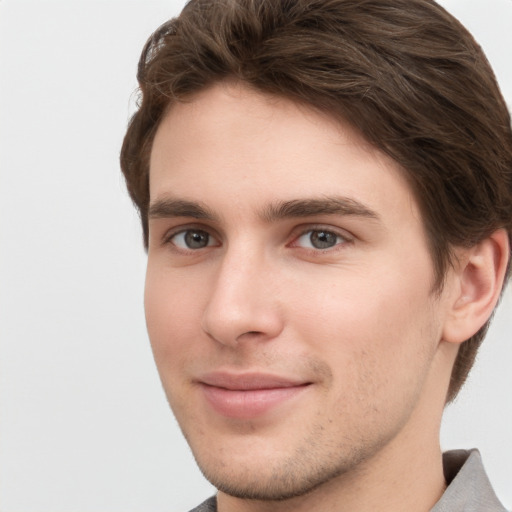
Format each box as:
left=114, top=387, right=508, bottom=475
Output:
left=290, top=226, right=351, bottom=251
left=162, top=224, right=352, bottom=254
left=163, top=226, right=220, bottom=252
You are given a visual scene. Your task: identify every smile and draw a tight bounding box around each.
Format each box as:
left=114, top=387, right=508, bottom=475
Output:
left=198, top=372, right=312, bottom=419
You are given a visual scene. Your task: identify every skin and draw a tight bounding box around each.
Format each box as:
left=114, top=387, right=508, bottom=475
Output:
left=144, top=82, right=503, bottom=512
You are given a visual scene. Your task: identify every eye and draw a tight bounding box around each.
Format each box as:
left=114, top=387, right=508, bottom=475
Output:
left=295, top=229, right=347, bottom=250
left=170, top=229, right=218, bottom=250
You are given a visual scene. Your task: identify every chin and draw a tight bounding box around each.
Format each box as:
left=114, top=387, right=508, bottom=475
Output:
left=200, top=464, right=335, bottom=501
left=191, top=439, right=364, bottom=502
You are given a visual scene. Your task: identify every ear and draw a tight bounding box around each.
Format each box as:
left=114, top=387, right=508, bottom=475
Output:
left=442, top=229, right=510, bottom=344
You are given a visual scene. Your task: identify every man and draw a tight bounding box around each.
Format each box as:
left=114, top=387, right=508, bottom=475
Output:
left=120, top=0, right=512, bottom=510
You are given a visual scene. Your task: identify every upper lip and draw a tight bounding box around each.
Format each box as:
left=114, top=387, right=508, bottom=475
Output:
left=198, top=372, right=310, bottom=390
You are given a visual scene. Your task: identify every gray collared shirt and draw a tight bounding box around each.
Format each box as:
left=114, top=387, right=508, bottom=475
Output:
left=189, top=449, right=508, bottom=512
left=431, top=449, right=507, bottom=511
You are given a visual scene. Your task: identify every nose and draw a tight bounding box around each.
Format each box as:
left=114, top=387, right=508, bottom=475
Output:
left=201, top=246, right=284, bottom=347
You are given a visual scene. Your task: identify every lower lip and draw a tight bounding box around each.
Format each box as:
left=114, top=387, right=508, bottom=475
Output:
left=201, top=384, right=310, bottom=419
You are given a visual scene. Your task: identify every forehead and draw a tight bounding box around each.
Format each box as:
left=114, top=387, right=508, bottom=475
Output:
left=149, top=82, right=420, bottom=225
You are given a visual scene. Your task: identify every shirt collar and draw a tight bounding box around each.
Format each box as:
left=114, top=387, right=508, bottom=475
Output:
left=431, top=449, right=507, bottom=511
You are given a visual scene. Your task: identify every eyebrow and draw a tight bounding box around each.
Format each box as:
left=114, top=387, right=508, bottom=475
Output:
left=260, top=197, right=380, bottom=223
left=148, top=198, right=217, bottom=221
left=148, top=196, right=380, bottom=223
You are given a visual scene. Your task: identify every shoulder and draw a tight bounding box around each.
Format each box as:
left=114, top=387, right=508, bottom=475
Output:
left=188, top=496, right=217, bottom=512
left=431, top=449, right=508, bottom=511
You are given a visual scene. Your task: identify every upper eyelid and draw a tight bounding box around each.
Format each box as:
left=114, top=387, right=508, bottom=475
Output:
left=172, top=229, right=220, bottom=249
left=155, top=221, right=354, bottom=247
left=159, top=228, right=222, bottom=254
left=161, top=223, right=220, bottom=243
left=292, top=223, right=354, bottom=240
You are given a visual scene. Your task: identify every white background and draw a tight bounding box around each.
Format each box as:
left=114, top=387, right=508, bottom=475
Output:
left=0, top=1, right=511, bottom=511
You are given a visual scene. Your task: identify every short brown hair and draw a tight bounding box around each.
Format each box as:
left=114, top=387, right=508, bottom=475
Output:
left=120, top=0, right=512, bottom=401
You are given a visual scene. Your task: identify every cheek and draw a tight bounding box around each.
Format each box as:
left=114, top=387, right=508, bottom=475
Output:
left=291, top=270, right=439, bottom=393
left=144, top=268, right=209, bottom=422
left=296, top=283, right=439, bottom=446
left=144, top=266, right=204, bottom=367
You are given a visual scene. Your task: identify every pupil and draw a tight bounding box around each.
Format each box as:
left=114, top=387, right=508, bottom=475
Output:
left=310, top=230, right=337, bottom=249
left=185, top=230, right=209, bottom=248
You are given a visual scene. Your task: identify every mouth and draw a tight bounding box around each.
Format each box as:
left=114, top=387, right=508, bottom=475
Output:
left=197, top=372, right=312, bottom=419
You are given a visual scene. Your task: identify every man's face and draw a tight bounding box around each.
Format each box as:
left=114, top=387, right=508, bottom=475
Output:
left=145, top=83, right=454, bottom=500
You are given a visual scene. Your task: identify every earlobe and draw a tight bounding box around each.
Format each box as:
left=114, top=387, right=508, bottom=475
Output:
left=442, top=229, right=509, bottom=344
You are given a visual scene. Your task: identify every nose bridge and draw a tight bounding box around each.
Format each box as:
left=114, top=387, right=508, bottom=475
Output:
left=201, top=238, right=282, bottom=346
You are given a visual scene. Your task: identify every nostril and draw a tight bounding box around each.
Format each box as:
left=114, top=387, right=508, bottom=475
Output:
left=234, top=330, right=267, bottom=344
